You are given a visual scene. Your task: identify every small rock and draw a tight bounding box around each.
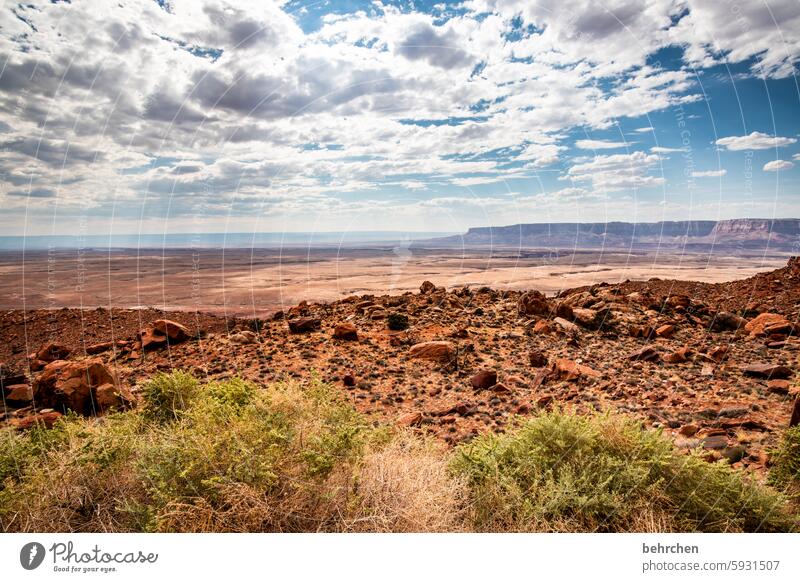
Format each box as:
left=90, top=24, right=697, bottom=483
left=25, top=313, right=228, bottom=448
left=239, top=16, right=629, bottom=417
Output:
left=409, top=341, right=456, bottom=364
left=742, top=363, right=792, bottom=380
left=333, top=323, right=358, bottom=341
left=288, top=317, right=321, bottom=333
left=471, top=370, right=498, bottom=390
left=655, top=324, right=675, bottom=338
left=528, top=350, right=548, bottom=368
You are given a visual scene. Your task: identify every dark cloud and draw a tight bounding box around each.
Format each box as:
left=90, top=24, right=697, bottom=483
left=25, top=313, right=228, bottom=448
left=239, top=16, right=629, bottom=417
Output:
left=0, top=137, right=103, bottom=166
left=7, top=187, right=56, bottom=198
left=397, top=25, right=474, bottom=69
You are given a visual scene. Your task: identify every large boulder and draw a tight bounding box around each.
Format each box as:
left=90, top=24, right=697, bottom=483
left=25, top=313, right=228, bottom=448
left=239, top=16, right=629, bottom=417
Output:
left=745, top=313, right=789, bottom=336
left=35, top=342, right=71, bottom=363
left=408, top=341, right=456, bottom=364
left=518, top=291, right=548, bottom=317
left=140, top=319, right=192, bottom=350
left=32, top=358, right=133, bottom=415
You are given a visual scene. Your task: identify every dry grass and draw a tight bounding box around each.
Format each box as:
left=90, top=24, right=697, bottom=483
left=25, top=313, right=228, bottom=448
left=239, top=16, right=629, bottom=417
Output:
left=1, top=372, right=797, bottom=533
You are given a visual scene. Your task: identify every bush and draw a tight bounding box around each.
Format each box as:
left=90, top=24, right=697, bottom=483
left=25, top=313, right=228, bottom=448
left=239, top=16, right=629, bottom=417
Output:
left=387, top=312, right=409, bottom=331
left=769, top=426, right=800, bottom=498
left=141, top=371, right=200, bottom=421
left=451, top=410, right=795, bottom=532
left=1, top=373, right=797, bottom=533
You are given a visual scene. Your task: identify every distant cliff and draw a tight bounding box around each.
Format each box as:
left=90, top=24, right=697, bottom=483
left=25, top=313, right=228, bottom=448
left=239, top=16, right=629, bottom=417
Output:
left=422, top=219, right=800, bottom=249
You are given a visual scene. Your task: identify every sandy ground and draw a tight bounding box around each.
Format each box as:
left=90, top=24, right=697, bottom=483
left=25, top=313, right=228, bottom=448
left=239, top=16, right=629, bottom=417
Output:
left=0, top=247, right=790, bottom=316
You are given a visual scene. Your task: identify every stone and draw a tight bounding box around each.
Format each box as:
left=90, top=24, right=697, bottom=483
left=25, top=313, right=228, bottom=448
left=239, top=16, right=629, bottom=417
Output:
left=572, top=308, right=602, bottom=329
left=551, top=301, right=574, bottom=320
left=288, top=317, right=321, bottom=333
left=767, top=379, right=791, bottom=395
left=701, top=434, right=728, bottom=450
left=722, top=445, right=747, bottom=464
left=343, top=374, right=356, bottom=387
left=35, top=342, right=71, bottom=363
left=32, top=358, right=133, bottom=415
left=552, top=317, right=579, bottom=333
left=745, top=313, right=788, bottom=336
left=419, top=281, right=436, bottom=294
left=532, top=320, right=556, bottom=334
left=717, top=406, right=749, bottom=418
left=678, top=424, right=699, bottom=437
left=409, top=341, right=456, bottom=364
left=628, top=346, right=660, bottom=362
left=471, top=370, right=497, bottom=390
left=710, top=312, right=746, bottom=332
left=553, top=358, right=601, bottom=381
left=518, top=291, right=548, bottom=317
left=742, top=363, right=793, bottom=380
left=11, top=411, right=63, bottom=430
left=229, top=331, right=257, bottom=344
left=151, top=319, right=191, bottom=342
left=86, top=341, right=115, bottom=355
left=655, top=324, right=675, bottom=338
left=333, top=323, right=358, bottom=341
left=788, top=398, right=800, bottom=427
left=707, top=346, right=729, bottom=362
left=528, top=350, right=548, bottom=368
left=663, top=346, right=692, bottom=364
left=397, top=411, right=423, bottom=427
left=4, top=383, right=34, bottom=406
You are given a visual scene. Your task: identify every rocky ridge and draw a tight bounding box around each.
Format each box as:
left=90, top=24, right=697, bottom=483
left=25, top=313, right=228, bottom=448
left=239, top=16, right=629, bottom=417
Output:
left=2, top=258, right=799, bottom=474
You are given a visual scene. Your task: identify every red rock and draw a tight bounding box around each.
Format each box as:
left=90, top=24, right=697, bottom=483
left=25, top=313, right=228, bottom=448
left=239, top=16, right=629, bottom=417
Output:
left=678, top=424, right=699, bottom=437
left=554, top=358, right=601, bottom=381
left=11, top=411, right=63, bottom=430
left=471, top=370, right=497, bottom=390
left=518, top=291, right=548, bottom=317
left=4, top=383, right=34, bottom=406
left=528, top=350, right=548, bottom=367
left=532, top=320, right=556, bottom=334
left=666, top=295, right=691, bottom=309
left=707, top=346, right=729, bottom=362
left=663, top=346, right=692, bottom=364
left=766, top=379, right=791, bottom=395
left=551, top=301, right=574, bottom=320
left=397, top=411, right=423, bottom=427
left=333, top=323, right=358, bottom=341
left=628, top=346, right=660, bottom=362
left=152, top=319, right=191, bottom=342
left=656, top=324, right=675, bottom=338
left=32, top=358, right=133, bottom=415
left=710, top=312, right=746, bottom=332
left=408, top=341, right=456, bottom=364
left=288, top=317, right=321, bottom=333
left=745, top=313, right=788, bottom=336
left=342, top=374, right=355, bottom=387
left=552, top=317, right=580, bottom=333
left=419, top=281, right=436, bottom=294
left=742, top=363, right=792, bottom=380
left=790, top=398, right=800, bottom=427
left=35, top=342, right=71, bottom=363
left=490, top=382, right=512, bottom=394
left=86, top=341, right=115, bottom=355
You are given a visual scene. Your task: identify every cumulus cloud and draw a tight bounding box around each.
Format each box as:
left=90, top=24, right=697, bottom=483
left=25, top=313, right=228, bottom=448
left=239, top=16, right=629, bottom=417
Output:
left=716, top=132, right=797, bottom=151
left=691, top=169, right=726, bottom=178
left=651, top=146, right=685, bottom=154
left=565, top=151, right=666, bottom=191
left=763, top=160, right=795, bottom=172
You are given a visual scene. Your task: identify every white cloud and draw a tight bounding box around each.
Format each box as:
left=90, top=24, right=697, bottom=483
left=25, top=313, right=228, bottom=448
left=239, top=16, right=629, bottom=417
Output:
left=763, top=160, right=795, bottom=172
left=691, top=169, right=726, bottom=178
left=565, top=151, right=666, bottom=191
left=633, top=127, right=654, bottom=133
left=716, top=132, right=798, bottom=151
left=651, top=146, right=685, bottom=154
left=575, top=139, right=630, bottom=150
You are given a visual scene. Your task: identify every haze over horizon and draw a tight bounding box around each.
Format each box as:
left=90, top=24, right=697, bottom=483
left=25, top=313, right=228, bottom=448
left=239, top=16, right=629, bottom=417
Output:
left=1, top=0, right=799, bottom=236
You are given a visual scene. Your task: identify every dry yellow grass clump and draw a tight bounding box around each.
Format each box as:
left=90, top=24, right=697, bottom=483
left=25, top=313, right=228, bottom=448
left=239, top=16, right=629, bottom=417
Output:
left=1, top=371, right=797, bottom=533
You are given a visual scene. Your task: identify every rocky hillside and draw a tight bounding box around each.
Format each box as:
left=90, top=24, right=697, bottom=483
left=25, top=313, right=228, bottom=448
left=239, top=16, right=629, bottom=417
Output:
left=424, top=218, right=800, bottom=249
left=2, top=258, right=799, bottom=475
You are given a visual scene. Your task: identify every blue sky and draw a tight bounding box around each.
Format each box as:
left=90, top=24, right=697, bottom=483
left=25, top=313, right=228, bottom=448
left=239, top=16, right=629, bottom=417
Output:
left=0, top=0, right=798, bottom=235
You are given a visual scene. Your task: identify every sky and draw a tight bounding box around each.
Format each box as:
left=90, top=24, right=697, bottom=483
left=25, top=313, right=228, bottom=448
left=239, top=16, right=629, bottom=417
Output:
left=0, top=0, right=799, bottom=236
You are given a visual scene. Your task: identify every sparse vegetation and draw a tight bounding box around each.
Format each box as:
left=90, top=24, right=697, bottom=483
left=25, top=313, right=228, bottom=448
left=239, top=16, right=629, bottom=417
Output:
left=769, top=426, right=800, bottom=500
left=453, top=410, right=796, bottom=532
left=1, top=372, right=797, bottom=532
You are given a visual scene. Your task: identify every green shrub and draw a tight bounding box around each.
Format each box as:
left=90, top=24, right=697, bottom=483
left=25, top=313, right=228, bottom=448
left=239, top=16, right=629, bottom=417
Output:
left=387, top=312, right=409, bottom=331
left=140, top=371, right=200, bottom=421
left=452, top=410, right=794, bottom=532
left=769, top=426, right=800, bottom=498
